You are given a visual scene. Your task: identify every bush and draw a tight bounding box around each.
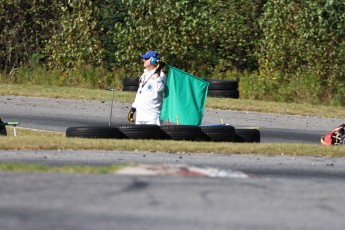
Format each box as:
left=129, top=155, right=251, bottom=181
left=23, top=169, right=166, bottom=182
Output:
left=258, top=0, right=345, bottom=105
left=44, top=0, right=103, bottom=70
left=0, top=0, right=62, bottom=71
left=113, top=0, right=215, bottom=77
left=210, top=0, right=265, bottom=74
left=0, top=0, right=344, bottom=106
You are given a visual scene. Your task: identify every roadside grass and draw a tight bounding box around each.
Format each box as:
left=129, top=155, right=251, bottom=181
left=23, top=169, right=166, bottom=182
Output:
left=208, top=97, right=345, bottom=119
left=0, top=83, right=133, bottom=102
left=0, top=162, right=128, bottom=174
left=1, top=127, right=343, bottom=157
left=1, top=83, right=344, bottom=118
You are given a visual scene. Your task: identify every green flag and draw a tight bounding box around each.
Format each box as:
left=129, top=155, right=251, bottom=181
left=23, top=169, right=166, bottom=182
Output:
left=160, top=65, right=209, bottom=125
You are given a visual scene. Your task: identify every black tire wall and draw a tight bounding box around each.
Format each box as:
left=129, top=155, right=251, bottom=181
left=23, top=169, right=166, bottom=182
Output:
left=66, top=127, right=126, bottom=139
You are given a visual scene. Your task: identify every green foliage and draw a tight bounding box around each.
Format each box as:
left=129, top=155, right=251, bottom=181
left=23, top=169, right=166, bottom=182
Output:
left=0, top=0, right=61, bottom=71
left=0, top=63, right=124, bottom=90
left=210, top=0, right=265, bottom=74
left=96, top=0, right=128, bottom=70
left=113, top=0, right=265, bottom=78
left=0, top=0, right=344, bottom=106
left=114, top=0, right=215, bottom=77
left=258, top=0, right=345, bottom=104
left=45, top=0, right=103, bottom=70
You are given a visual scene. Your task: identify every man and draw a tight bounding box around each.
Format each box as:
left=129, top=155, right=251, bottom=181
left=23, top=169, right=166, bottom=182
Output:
left=128, top=50, right=166, bottom=126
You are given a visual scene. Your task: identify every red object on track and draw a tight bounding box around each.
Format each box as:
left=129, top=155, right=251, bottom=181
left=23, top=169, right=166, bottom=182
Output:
left=320, top=124, right=345, bottom=145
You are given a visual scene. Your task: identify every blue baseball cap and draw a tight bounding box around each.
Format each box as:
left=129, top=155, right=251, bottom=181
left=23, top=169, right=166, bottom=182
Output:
left=140, top=50, right=161, bottom=59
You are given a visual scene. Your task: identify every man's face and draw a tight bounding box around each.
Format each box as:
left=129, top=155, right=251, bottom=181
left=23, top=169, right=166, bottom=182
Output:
left=143, top=58, right=152, bottom=68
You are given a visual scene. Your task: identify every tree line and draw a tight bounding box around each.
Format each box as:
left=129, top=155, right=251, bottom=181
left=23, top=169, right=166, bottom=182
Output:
left=0, top=0, right=344, bottom=105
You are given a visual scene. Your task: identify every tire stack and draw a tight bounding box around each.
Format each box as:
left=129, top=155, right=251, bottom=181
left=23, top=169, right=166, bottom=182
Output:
left=234, top=128, right=260, bottom=143
left=66, top=126, right=126, bottom=139
left=66, top=125, right=260, bottom=143
left=161, top=125, right=203, bottom=141
left=122, top=77, right=139, bottom=92
left=118, top=125, right=168, bottom=140
left=123, top=78, right=239, bottom=99
left=207, top=80, right=239, bottom=99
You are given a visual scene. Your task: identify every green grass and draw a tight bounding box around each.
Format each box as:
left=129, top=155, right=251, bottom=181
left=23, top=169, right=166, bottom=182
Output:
left=0, top=162, right=128, bottom=174
left=1, top=83, right=344, bottom=118
left=1, top=127, right=344, bottom=157
left=0, top=83, right=133, bottom=102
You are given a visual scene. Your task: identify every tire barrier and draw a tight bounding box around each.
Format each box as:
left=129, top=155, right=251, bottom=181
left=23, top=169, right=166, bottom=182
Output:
left=123, top=78, right=239, bottom=89
left=66, top=126, right=126, bottom=139
left=207, top=89, right=239, bottom=98
left=122, top=85, right=140, bottom=92
left=160, top=125, right=203, bottom=141
left=118, top=125, right=168, bottom=140
left=234, top=128, right=260, bottom=143
left=206, top=79, right=239, bottom=99
left=122, top=77, right=139, bottom=92
left=199, top=125, right=236, bottom=142
left=123, top=78, right=240, bottom=98
left=207, top=80, right=238, bottom=90
left=66, top=125, right=260, bottom=143
left=0, top=118, right=7, bottom=136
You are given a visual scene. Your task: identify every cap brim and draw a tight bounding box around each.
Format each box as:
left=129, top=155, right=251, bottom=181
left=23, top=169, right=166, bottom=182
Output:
left=140, top=54, right=150, bottom=59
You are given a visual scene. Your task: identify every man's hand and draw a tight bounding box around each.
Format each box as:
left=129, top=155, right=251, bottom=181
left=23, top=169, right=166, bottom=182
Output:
left=128, top=107, right=136, bottom=123
left=154, top=60, right=166, bottom=75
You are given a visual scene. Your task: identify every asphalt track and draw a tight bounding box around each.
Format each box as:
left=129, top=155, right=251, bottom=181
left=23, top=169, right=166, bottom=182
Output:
left=1, top=95, right=345, bottom=230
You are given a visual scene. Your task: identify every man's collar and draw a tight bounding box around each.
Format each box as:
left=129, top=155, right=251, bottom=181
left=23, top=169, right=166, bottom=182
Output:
left=144, top=68, right=156, bottom=74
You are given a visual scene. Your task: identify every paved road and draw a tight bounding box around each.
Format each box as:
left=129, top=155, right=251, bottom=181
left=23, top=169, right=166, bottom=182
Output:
left=1, top=95, right=345, bottom=230
left=1, top=151, right=345, bottom=230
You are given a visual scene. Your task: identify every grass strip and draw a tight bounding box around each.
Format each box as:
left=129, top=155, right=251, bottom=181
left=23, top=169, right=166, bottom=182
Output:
left=1, top=83, right=344, bottom=118
left=1, top=128, right=343, bottom=157
left=0, top=162, right=128, bottom=174
left=207, top=97, right=345, bottom=119
left=0, top=83, right=134, bottom=103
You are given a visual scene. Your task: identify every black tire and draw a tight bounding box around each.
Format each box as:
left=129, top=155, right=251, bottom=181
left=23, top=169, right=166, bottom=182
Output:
left=207, top=80, right=238, bottom=90
left=118, top=125, right=168, bottom=140
left=208, top=89, right=239, bottom=98
left=200, top=125, right=235, bottom=142
left=123, top=85, right=139, bottom=92
left=234, top=128, right=260, bottom=143
left=0, top=118, right=7, bottom=136
left=123, top=77, right=139, bottom=86
left=161, top=125, right=202, bottom=141
left=0, top=126, right=7, bottom=136
left=66, top=126, right=126, bottom=139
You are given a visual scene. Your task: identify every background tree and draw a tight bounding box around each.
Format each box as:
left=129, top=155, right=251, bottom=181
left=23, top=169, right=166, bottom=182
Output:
left=258, top=0, right=345, bottom=104
left=0, top=0, right=61, bottom=71
left=96, top=0, right=128, bottom=70
left=113, top=0, right=215, bottom=77
left=210, top=0, right=266, bottom=75
left=0, top=0, right=344, bottom=105
left=45, top=0, right=103, bottom=70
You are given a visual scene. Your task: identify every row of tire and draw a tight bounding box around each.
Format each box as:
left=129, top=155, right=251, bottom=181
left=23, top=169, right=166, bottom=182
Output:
left=66, top=125, right=260, bottom=142
left=123, top=78, right=239, bottom=99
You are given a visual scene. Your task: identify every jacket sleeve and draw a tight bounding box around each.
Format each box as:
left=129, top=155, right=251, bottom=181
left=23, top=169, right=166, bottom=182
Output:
left=153, top=71, right=166, bottom=93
